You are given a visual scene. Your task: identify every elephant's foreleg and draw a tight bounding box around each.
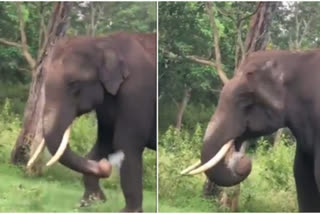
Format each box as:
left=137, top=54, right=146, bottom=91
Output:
left=294, top=147, right=320, bottom=212
left=81, top=126, right=114, bottom=206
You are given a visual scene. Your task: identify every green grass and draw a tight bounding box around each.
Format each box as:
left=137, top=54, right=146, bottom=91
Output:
left=158, top=128, right=298, bottom=212
left=159, top=157, right=298, bottom=212
left=0, top=98, right=156, bottom=212
left=0, top=163, right=156, bottom=212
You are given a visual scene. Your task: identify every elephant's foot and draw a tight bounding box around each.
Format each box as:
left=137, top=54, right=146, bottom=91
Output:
left=79, top=189, right=106, bottom=207
left=120, top=207, right=143, bottom=212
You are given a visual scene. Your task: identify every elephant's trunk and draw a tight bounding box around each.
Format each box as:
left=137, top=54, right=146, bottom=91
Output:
left=182, top=113, right=252, bottom=186
left=199, top=118, right=252, bottom=186
left=43, top=106, right=111, bottom=178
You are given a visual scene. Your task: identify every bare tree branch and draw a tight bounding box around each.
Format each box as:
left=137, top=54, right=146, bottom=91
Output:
left=160, top=48, right=216, bottom=67
left=237, top=3, right=261, bottom=25
left=186, top=55, right=216, bottom=67
left=16, top=2, right=36, bottom=70
left=206, top=2, right=229, bottom=84
left=38, top=7, right=49, bottom=60
left=0, top=38, right=22, bottom=48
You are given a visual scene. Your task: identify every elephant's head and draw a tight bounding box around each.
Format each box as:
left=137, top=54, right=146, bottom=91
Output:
left=183, top=51, right=287, bottom=186
left=29, top=36, right=130, bottom=177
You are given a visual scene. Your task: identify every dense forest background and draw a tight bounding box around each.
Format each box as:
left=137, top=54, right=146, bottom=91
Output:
left=158, top=1, right=320, bottom=212
left=0, top=2, right=156, bottom=212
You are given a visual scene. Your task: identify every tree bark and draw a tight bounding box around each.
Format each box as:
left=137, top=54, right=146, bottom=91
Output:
left=203, top=2, right=278, bottom=210
left=175, top=88, right=191, bottom=131
left=239, top=2, right=278, bottom=65
left=11, top=2, right=71, bottom=175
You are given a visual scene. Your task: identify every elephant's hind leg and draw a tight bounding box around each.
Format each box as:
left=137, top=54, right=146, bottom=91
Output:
left=294, top=148, right=320, bottom=212
left=81, top=122, right=114, bottom=207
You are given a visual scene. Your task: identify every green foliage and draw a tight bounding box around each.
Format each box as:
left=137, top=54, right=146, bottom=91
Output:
left=0, top=2, right=155, bottom=83
left=270, top=2, right=320, bottom=50
left=255, top=135, right=295, bottom=190
left=240, top=135, right=297, bottom=212
left=0, top=82, right=29, bottom=114
left=69, top=114, right=97, bottom=156
left=158, top=125, right=203, bottom=200
left=0, top=99, right=21, bottom=163
left=159, top=125, right=298, bottom=212
left=159, top=101, right=214, bottom=133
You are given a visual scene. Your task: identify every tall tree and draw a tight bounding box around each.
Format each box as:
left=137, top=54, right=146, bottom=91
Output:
left=11, top=2, right=71, bottom=174
left=203, top=2, right=277, bottom=211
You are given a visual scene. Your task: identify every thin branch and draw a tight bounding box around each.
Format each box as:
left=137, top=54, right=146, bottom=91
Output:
left=216, top=7, right=235, bottom=21
left=17, top=67, right=30, bottom=72
left=209, top=88, right=221, bottom=94
left=186, top=55, right=216, bottom=67
left=237, top=3, right=261, bottom=25
left=37, top=13, right=43, bottom=59
left=0, top=38, right=22, bottom=48
left=16, top=3, right=36, bottom=70
left=206, top=2, right=229, bottom=84
left=38, top=9, right=49, bottom=60
left=160, top=48, right=216, bottom=67
left=236, top=21, right=246, bottom=66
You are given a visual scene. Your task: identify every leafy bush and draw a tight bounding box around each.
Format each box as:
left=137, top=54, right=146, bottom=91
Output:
left=159, top=124, right=298, bottom=212
left=255, top=135, right=295, bottom=190
left=158, top=124, right=204, bottom=200
left=240, top=135, right=297, bottom=212
left=0, top=83, right=29, bottom=115
left=0, top=99, right=21, bottom=163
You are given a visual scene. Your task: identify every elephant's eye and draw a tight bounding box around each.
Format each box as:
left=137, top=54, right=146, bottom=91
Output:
left=68, top=80, right=81, bottom=96
left=238, top=92, right=254, bottom=109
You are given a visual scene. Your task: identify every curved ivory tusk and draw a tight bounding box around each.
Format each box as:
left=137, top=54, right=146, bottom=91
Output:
left=188, top=141, right=233, bottom=175
left=180, top=160, right=201, bottom=175
left=46, top=126, right=71, bottom=166
left=27, top=138, right=45, bottom=168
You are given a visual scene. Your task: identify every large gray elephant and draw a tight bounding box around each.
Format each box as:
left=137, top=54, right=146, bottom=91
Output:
left=182, top=50, right=320, bottom=212
left=29, top=32, right=156, bottom=212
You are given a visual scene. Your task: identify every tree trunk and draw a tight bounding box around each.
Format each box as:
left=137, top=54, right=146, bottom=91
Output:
left=203, top=2, right=278, bottom=210
left=239, top=2, right=278, bottom=65
left=175, top=88, right=191, bottom=131
left=11, top=2, right=71, bottom=175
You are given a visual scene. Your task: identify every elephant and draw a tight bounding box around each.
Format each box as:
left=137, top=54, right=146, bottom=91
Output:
left=29, top=32, right=156, bottom=212
left=182, top=49, right=320, bottom=212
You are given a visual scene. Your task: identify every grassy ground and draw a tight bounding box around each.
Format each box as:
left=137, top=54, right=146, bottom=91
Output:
left=158, top=128, right=299, bottom=212
left=0, top=99, right=156, bottom=212
left=158, top=162, right=298, bottom=212
left=0, top=163, right=156, bottom=212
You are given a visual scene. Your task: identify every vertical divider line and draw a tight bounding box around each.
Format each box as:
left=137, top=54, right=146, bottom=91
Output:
left=156, top=0, right=159, bottom=213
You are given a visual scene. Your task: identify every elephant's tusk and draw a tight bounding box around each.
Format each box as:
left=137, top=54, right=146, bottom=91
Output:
left=27, top=138, right=45, bottom=168
left=188, top=140, right=233, bottom=175
left=46, top=126, right=71, bottom=166
left=180, top=160, right=201, bottom=175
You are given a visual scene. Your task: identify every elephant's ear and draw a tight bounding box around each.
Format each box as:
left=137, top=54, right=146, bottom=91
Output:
left=246, top=60, right=285, bottom=111
left=99, top=49, right=130, bottom=95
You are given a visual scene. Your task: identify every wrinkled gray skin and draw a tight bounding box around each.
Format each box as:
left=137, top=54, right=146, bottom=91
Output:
left=42, top=32, right=156, bottom=212
left=201, top=50, right=320, bottom=212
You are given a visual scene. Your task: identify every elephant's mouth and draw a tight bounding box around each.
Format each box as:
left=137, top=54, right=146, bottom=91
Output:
left=181, top=139, right=252, bottom=186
